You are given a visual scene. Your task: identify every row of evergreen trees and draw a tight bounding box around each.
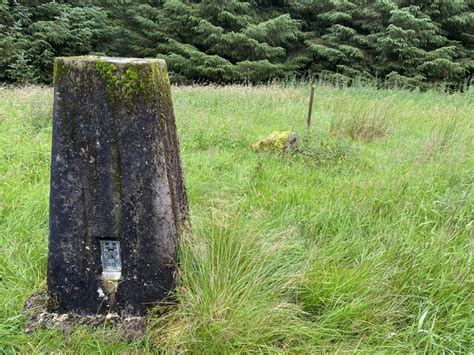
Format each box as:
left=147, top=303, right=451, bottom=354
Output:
left=1, top=0, right=473, bottom=89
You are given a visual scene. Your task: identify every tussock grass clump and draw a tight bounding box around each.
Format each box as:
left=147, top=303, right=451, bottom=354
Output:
left=0, top=85, right=52, bottom=132
left=419, top=115, right=471, bottom=163
left=148, top=211, right=315, bottom=353
left=1, top=84, right=473, bottom=353
left=329, top=99, right=392, bottom=142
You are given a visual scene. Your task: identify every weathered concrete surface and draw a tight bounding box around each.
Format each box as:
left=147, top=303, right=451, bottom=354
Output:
left=48, top=56, right=188, bottom=316
left=24, top=292, right=146, bottom=340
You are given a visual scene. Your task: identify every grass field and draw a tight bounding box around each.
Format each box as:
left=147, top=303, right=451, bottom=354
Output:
left=0, top=84, right=473, bottom=353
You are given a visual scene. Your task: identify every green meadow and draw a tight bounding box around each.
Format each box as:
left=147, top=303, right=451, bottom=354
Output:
left=0, top=84, right=472, bottom=353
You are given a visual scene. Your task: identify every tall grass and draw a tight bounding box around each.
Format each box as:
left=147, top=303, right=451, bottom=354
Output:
left=0, top=84, right=472, bottom=353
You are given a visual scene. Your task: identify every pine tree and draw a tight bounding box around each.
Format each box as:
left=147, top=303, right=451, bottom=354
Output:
left=404, top=0, right=474, bottom=89
left=0, top=1, right=111, bottom=83
left=113, top=0, right=304, bottom=83
left=293, top=0, right=379, bottom=84
left=0, top=1, right=37, bottom=83
left=292, top=0, right=472, bottom=89
left=0, top=0, right=472, bottom=89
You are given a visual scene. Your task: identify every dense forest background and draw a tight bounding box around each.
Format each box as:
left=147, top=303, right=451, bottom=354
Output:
left=1, top=0, right=473, bottom=89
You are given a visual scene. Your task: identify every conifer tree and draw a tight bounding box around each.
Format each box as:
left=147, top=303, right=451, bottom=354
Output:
left=0, top=0, right=472, bottom=89
left=0, top=1, right=111, bottom=83
left=112, top=0, right=304, bottom=83
left=0, top=1, right=37, bottom=83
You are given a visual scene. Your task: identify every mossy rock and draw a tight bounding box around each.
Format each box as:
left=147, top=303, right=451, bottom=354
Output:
left=251, top=131, right=298, bottom=152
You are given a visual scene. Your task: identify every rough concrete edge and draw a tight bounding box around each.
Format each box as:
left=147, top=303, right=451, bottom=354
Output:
left=55, top=55, right=166, bottom=66
left=23, top=291, right=146, bottom=341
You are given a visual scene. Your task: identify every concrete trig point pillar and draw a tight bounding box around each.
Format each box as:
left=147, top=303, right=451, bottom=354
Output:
left=48, top=56, right=188, bottom=316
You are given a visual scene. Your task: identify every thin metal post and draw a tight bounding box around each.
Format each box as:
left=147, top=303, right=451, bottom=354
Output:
left=306, top=85, right=315, bottom=131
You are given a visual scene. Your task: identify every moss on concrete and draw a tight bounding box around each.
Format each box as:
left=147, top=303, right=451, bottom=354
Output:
left=55, top=57, right=171, bottom=111
left=95, top=61, right=163, bottom=105
left=53, top=60, right=67, bottom=86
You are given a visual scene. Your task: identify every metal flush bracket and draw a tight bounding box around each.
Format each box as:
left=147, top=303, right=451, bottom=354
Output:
left=100, top=240, right=121, bottom=280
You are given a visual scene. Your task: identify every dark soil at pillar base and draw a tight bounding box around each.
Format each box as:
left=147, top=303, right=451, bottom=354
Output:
left=48, top=56, right=188, bottom=316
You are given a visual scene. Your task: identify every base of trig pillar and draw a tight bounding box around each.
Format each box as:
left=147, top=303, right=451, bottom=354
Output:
left=24, top=292, right=147, bottom=340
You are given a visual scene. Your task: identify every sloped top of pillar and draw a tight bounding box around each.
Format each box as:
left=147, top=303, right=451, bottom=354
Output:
left=55, top=56, right=166, bottom=67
